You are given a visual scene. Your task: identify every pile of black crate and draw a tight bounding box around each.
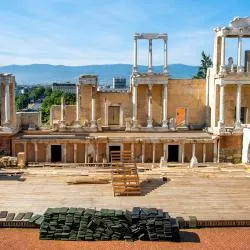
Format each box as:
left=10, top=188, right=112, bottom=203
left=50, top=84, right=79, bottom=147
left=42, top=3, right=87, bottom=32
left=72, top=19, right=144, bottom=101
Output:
left=40, top=207, right=180, bottom=241
left=130, top=207, right=180, bottom=241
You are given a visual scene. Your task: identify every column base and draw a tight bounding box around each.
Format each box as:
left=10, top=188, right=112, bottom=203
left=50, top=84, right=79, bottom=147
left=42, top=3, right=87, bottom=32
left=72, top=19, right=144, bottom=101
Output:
left=163, top=68, right=168, bottom=74
left=1, top=126, right=12, bottom=132
left=162, top=120, right=168, bottom=129
left=235, top=121, right=242, bottom=130
left=90, top=120, right=97, bottom=128
left=217, top=121, right=226, bottom=132
left=219, top=66, right=227, bottom=77
left=59, top=121, right=66, bottom=128
left=148, top=68, right=153, bottom=74
left=133, top=67, right=138, bottom=73
left=74, top=120, right=81, bottom=128
left=147, top=119, right=153, bottom=128
left=237, top=66, right=244, bottom=73
left=132, top=119, right=138, bottom=128
left=3, top=121, right=10, bottom=127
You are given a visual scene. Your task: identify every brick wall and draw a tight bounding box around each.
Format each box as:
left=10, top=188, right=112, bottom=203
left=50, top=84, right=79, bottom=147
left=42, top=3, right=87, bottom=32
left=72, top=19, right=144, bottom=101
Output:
left=0, top=136, right=11, bottom=155
left=219, top=135, right=243, bottom=163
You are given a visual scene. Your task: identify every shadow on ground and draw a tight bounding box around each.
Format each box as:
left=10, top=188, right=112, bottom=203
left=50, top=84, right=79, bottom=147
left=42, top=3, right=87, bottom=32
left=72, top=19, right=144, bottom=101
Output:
left=0, top=175, right=25, bottom=181
left=140, top=178, right=170, bottom=196
left=179, top=231, right=201, bottom=243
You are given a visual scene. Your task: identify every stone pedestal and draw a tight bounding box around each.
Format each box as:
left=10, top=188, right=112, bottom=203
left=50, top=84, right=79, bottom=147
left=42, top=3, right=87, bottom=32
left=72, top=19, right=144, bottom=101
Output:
left=147, top=119, right=153, bottom=128
left=74, top=120, right=81, bottom=128
left=91, top=120, right=97, bottom=128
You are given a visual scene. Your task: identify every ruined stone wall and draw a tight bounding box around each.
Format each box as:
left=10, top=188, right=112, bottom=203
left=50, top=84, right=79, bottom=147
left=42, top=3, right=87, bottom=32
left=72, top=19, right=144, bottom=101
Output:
left=98, top=143, right=106, bottom=162
left=16, top=112, right=41, bottom=130
left=152, top=85, right=163, bottom=126
left=155, top=143, right=163, bottom=162
left=168, top=79, right=206, bottom=125
left=77, top=144, right=85, bottom=163
left=51, top=105, right=76, bottom=126
left=215, top=85, right=250, bottom=127
left=137, top=85, right=148, bottom=126
left=144, top=143, right=153, bottom=162
left=80, top=85, right=93, bottom=124
left=13, top=143, right=23, bottom=157
left=242, top=85, right=250, bottom=123
left=219, top=135, right=243, bottom=163
left=66, top=144, right=74, bottom=163
left=0, top=136, right=11, bottom=155
left=96, top=92, right=132, bottom=126
left=224, top=85, right=236, bottom=127
left=37, top=144, right=46, bottom=162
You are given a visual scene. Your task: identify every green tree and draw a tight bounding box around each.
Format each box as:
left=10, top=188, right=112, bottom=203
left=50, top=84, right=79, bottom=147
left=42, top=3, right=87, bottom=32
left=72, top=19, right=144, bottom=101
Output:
left=44, top=87, right=52, bottom=97
left=29, top=86, right=45, bottom=101
left=40, top=90, right=76, bottom=124
left=193, top=51, right=212, bottom=79
left=16, top=93, right=29, bottom=110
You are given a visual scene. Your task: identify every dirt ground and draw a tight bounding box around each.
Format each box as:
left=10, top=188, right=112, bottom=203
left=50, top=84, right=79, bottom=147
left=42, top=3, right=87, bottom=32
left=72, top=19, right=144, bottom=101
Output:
left=0, top=228, right=250, bottom=250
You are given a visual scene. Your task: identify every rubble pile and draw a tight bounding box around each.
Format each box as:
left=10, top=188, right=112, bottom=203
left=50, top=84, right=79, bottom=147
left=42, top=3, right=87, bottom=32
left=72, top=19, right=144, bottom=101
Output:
left=40, top=207, right=180, bottom=241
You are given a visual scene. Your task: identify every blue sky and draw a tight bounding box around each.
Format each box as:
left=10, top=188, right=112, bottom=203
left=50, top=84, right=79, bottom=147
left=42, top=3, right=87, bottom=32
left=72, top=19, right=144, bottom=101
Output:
left=0, top=0, right=250, bottom=66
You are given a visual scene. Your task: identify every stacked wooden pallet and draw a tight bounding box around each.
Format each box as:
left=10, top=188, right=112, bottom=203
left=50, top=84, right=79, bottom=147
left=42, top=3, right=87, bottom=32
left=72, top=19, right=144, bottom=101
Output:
left=111, top=151, right=140, bottom=196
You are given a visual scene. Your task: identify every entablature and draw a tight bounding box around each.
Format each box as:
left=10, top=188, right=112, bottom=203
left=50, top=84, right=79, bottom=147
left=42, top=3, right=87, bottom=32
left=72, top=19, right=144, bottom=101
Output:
left=132, top=74, right=168, bottom=86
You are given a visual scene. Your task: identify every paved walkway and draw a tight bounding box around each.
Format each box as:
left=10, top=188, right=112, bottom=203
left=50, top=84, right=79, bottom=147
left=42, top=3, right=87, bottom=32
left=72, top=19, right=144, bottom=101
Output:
left=1, top=228, right=250, bottom=250
left=0, top=165, right=250, bottom=220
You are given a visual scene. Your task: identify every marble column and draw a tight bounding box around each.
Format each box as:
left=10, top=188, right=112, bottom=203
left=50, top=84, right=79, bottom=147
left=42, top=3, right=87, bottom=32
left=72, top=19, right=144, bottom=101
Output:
left=147, top=85, right=153, bottom=128
left=131, top=143, right=135, bottom=160
left=142, top=143, right=145, bottom=163
left=132, top=83, right=138, bottom=127
left=62, top=144, right=66, bottom=163
left=218, top=85, right=225, bottom=128
left=152, top=143, right=156, bottom=164
left=237, top=36, right=244, bottom=73
left=148, top=39, right=153, bottom=73
left=133, top=38, right=138, bottom=72
left=192, top=144, right=196, bottom=157
left=95, top=142, right=99, bottom=162
left=235, top=84, right=242, bottom=129
left=219, top=35, right=226, bottom=75
left=163, top=39, right=168, bottom=74
left=74, top=144, right=77, bottom=163
left=163, top=143, right=168, bottom=161
left=181, top=144, right=185, bottom=163
left=203, top=144, right=206, bottom=163
left=60, top=96, right=66, bottom=128
left=23, top=142, right=27, bottom=155
left=162, top=84, right=168, bottom=128
left=34, top=143, right=38, bottom=162
left=74, top=84, right=81, bottom=128
left=85, top=143, right=88, bottom=163
left=4, top=82, right=10, bottom=126
left=91, top=97, right=97, bottom=128
left=46, top=144, right=50, bottom=162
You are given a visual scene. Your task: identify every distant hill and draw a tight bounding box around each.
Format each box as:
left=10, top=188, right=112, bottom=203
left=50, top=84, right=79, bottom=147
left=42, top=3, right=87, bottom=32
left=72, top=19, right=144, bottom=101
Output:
left=0, top=64, right=199, bottom=85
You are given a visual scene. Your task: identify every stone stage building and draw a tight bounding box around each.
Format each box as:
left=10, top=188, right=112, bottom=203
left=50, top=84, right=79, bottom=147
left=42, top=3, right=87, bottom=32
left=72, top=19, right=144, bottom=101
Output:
left=1, top=17, right=250, bottom=165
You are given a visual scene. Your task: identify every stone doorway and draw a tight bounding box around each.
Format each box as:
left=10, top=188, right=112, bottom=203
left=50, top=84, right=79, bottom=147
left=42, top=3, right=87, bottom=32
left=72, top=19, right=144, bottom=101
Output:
left=168, top=145, right=179, bottom=162
left=108, top=106, right=120, bottom=125
left=109, top=145, right=121, bottom=162
left=51, top=145, right=62, bottom=162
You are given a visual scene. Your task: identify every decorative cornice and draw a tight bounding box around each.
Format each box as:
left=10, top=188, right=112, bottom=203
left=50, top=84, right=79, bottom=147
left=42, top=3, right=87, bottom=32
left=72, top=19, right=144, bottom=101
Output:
left=134, top=33, right=168, bottom=40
